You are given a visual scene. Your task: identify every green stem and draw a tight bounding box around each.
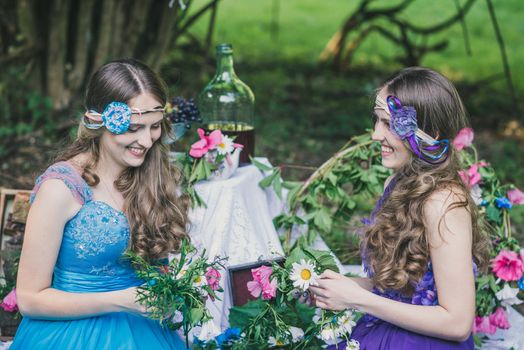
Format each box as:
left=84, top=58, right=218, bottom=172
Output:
left=472, top=145, right=479, bottom=164
left=504, top=209, right=512, bottom=238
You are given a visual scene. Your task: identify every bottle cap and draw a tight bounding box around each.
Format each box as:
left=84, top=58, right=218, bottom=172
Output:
left=216, top=43, right=233, bottom=54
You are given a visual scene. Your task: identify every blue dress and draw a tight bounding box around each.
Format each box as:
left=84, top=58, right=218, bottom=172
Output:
left=11, top=162, right=187, bottom=350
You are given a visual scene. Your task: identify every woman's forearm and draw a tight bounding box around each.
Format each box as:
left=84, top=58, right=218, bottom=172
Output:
left=17, top=287, right=134, bottom=320
left=351, top=277, right=373, bottom=291
left=355, top=291, right=473, bottom=342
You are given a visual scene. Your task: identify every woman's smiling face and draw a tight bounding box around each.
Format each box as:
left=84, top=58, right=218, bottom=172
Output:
left=372, top=88, right=411, bottom=171
left=99, top=93, right=164, bottom=171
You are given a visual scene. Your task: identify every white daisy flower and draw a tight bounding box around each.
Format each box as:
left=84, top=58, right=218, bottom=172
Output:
left=175, top=268, right=187, bottom=279
left=196, top=320, right=221, bottom=342
left=337, top=311, right=356, bottom=335
left=171, top=310, right=183, bottom=323
left=346, top=339, right=360, bottom=350
left=216, top=135, right=234, bottom=155
left=290, top=259, right=319, bottom=290
left=319, top=326, right=339, bottom=345
left=268, top=336, right=286, bottom=347
left=496, top=283, right=522, bottom=306
left=288, top=326, right=304, bottom=343
left=470, top=184, right=483, bottom=205
left=193, top=274, right=207, bottom=287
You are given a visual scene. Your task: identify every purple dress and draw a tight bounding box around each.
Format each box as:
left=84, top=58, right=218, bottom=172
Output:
left=330, top=178, right=474, bottom=350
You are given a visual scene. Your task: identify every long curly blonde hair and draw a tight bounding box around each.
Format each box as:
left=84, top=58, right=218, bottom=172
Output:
left=56, top=59, right=189, bottom=262
left=362, top=67, right=490, bottom=295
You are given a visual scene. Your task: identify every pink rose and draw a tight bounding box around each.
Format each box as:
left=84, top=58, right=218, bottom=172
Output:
left=508, top=188, right=524, bottom=205
left=473, top=315, right=497, bottom=334
left=492, top=250, right=523, bottom=281
left=205, top=268, right=221, bottom=291
left=0, top=288, right=18, bottom=313
left=189, top=128, right=222, bottom=158
left=489, top=307, right=510, bottom=330
left=453, top=128, right=474, bottom=151
left=246, top=265, right=277, bottom=300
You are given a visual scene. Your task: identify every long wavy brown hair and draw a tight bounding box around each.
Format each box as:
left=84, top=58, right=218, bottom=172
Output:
left=56, top=58, right=189, bottom=262
left=362, top=67, right=491, bottom=295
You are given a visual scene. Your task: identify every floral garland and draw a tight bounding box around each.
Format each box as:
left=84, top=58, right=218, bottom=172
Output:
left=194, top=244, right=361, bottom=349
left=453, top=128, right=524, bottom=345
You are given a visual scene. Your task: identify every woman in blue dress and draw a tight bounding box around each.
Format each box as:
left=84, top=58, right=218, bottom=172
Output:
left=310, top=67, right=491, bottom=349
left=11, top=59, right=189, bottom=349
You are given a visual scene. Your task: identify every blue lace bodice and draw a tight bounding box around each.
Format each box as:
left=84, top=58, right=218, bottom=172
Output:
left=31, top=162, right=141, bottom=292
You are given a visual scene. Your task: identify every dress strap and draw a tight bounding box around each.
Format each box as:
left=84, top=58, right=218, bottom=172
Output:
left=30, top=161, right=93, bottom=205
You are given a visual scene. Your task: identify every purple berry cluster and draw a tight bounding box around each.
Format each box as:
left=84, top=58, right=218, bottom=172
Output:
left=168, top=97, right=202, bottom=129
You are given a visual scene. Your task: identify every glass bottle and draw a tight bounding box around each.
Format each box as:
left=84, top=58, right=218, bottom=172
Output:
left=198, top=43, right=255, bottom=164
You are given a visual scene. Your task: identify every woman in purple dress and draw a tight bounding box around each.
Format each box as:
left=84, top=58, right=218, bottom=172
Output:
left=310, top=67, right=490, bottom=349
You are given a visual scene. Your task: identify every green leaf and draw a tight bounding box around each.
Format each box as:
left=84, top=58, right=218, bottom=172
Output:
left=303, top=247, right=339, bottom=273
left=313, top=207, right=332, bottom=232
left=486, top=205, right=501, bottom=223
left=273, top=175, right=283, bottom=199
left=250, top=157, right=273, bottom=172
left=229, top=299, right=266, bottom=328
left=190, top=307, right=204, bottom=325
left=259, top=169, right=280, bottom=188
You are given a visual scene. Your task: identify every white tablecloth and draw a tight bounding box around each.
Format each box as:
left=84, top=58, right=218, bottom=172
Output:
left=188, top=159, right=284, bottom=329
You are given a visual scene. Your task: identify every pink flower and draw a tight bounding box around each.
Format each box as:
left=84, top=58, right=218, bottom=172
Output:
left=0, top=288, right=18, bottom=313
left=453, top=128, right=474, bottom=151
left=159, top=265, right=170, bottom=274
left=489, top=307, right=510, bottom=330
left=492, top=250, right=523, bottom=281
left=473, top=315, right=497, bottom=334
left=459, top=164, right=482, bottom=187
left=508, top=188, right=524, bottom=205
left=246, top=265, right=277, bottom=300
left=189, top=128, right=222, bottom=158
left=205, top=268, right=221, bottom=291
left=261, top=278, right=277, bottom=300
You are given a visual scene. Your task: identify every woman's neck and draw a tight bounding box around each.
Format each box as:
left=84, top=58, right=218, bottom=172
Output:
left=96, top=153, right=124, bottom=182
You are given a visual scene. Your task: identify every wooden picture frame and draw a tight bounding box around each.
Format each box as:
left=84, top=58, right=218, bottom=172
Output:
left=227, top=257, right=285, bottom=307
left=0, top=188, right=31, bottom=251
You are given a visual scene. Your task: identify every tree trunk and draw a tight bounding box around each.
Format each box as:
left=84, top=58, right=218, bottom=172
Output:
left=3, top=0, right=221, bottom=113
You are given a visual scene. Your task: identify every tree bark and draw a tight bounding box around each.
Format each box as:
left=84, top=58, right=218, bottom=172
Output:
left=2, top=0, right=221, bottom=113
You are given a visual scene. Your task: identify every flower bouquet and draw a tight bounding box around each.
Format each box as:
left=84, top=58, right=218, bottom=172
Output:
left=225, top=244, right=360, bottom=349
left=453, top=128, right=524, bottom=345
left=176, top=128, right=243, bottom=207
left=126, top=240, right=227, bottom=347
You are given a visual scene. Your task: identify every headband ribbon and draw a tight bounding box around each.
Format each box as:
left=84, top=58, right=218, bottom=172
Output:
left=82, top=101, right=165, bottom=134
left=374, top=95, right=449, bottom=164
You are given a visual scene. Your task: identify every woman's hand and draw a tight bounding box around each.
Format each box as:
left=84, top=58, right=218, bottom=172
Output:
left=117, top=287, right=148, bottom=316
left=309, top=270, right=367, bottom=311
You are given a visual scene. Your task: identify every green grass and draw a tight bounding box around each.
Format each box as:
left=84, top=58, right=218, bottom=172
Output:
left=187, top=0, right=524, bottom=92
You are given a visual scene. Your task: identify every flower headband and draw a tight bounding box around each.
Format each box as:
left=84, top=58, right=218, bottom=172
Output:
left=374, top=95, right=449, bottom=164
left=82, top=101, right=165, bottom=134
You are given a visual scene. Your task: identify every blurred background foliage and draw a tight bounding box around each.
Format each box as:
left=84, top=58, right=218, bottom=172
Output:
left=0, top=0, right=523, bottom=251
